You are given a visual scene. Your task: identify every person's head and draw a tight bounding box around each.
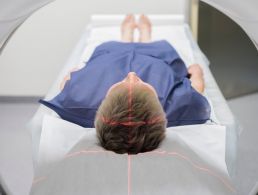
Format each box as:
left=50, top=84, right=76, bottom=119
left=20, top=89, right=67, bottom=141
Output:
left=94, top=72, right=167, bottom=154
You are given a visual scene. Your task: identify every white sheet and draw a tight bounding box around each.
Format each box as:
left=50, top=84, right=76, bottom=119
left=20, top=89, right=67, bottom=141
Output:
left=30, top=114, right=235, bottom=195
left=39, top=115, right=227, bottom=173
left=77, top=25, right=195, bottom=68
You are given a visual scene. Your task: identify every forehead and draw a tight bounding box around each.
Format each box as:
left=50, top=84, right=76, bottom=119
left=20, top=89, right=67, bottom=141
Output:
left=108, top=83, right=156, bottom=102
left=112, top=81, right=153, bottom=92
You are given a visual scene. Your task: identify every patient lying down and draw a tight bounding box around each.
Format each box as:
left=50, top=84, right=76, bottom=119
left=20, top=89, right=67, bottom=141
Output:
left=40, top=15, right=211, bottom=154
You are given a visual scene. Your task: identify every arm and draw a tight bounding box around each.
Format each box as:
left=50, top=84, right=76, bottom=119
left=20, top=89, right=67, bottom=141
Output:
left=187, top=64, right=205, bottom=94
left=60, top=67, right=80, bottom=90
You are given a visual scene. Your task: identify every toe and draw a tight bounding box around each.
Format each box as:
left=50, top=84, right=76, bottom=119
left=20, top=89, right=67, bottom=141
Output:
left=129, top=14, right=135, bottom=23
left=139, top=14, right=144, bottom=21
left=123, top=14, right=131, bottom=22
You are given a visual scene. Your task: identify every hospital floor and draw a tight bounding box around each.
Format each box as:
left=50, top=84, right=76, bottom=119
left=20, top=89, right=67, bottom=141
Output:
left=0, top=94, right=258, bottom=195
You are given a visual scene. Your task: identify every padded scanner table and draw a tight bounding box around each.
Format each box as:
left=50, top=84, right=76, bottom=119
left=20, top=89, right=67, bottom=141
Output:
left=28, top=15, right=240, bottom=195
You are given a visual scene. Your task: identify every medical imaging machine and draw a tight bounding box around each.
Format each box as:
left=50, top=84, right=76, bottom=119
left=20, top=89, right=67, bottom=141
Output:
left=0, top=0, right=257, bottom=195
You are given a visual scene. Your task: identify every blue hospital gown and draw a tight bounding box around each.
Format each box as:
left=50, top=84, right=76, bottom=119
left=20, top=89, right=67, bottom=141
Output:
left=40, top=40, right=211, bottom=127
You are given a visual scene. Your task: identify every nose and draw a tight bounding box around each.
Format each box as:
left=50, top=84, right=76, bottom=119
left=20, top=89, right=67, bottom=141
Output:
left=125, top=72, right=140, bottom=83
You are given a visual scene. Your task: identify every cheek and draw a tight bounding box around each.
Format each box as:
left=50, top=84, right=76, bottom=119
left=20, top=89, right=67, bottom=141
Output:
left=145, top=84, right=158, bottom=97
left=106, top=86, right=114, bottom=97
left=106, top=82, right=122, bottom=96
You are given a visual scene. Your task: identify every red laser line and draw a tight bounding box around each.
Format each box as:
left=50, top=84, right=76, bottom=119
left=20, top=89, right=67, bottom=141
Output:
left=65, top=149, right=109, bottom=159
left=128, top=82, right=132, bottom=145
left=32, top=149, right=236, bottom=193
left=128, top=154, right=131, bottom=195
left=100, top=115, right=165, bottom=126
left=99, top=79, right=165, bottom=127
left=139, top=150, right=236, bottom=193
left=32, top=177, right=46, bottom=185
left=128, top=82, right=132, bottom=126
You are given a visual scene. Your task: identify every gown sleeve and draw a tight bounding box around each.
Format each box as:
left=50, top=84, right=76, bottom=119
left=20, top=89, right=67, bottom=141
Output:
left=164, top=77, right=211, bottom=127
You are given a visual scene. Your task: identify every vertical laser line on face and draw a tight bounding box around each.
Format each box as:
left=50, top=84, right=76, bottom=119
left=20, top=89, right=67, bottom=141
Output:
left=127, top=154, right=131, bottom=195
left=128, top=81, right=133, bottom=146
left=127, top=78, right=133, bottom=195
left=129, top=81, right=133, bottom=124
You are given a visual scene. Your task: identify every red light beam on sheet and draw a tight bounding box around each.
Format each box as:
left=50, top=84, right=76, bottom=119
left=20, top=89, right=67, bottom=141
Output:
left=128, top=154, right=132, bottom=195
left=33, top=149, right=236, bottom=193
left=65, top=150, right=110, bottom=159
left=32, top=177, right=47, bottom=185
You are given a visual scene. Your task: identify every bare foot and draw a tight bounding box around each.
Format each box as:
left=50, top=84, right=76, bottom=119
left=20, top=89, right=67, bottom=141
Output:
left=121, top=14, right=136, bottom=42
left=138, top=15, right=152, bottom=42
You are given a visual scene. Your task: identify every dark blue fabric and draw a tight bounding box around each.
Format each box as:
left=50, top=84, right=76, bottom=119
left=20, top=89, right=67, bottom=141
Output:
left=40, top=40, right=211, bottom=128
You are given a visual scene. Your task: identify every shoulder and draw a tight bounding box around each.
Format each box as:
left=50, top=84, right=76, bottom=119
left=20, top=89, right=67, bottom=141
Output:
left=183, top=82, right=211, bottom=119
left=166, top=78, right=211, bottom=124
left=174, top=78, right=207, bottom=102
left=170, top=77, right=210, bottom=114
